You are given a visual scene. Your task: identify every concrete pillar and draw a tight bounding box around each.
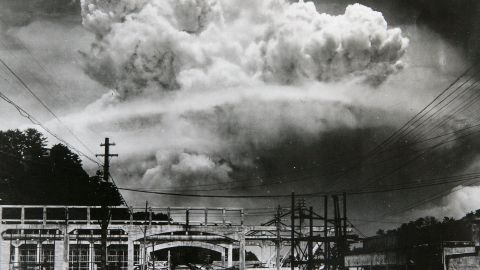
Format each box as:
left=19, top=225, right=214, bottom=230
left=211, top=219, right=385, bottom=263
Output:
left=20, top=207, right=25, bottom=224
left=227, top=244, right=233, bottom=267
left=55, top=227, right=68, bottom=270
left=89, top=242, right=95, bottom=270
left=87, top=207, right=91, bottom=225
left=36, top=242, right=41, bottom=265
left=0, top=238, right=11, bottom=270
left=128, top=238, right=134, bottom=270
left=239, top=234, right=246, bottom=270
left=221, top=249, right=225, bottom=267
left=54, top=239, right=66, bottom=270
left=43, top=207, right=47, bottom=225
left=13, top=244, right=19, bottom=268
left=260, top=241, right=269, bottom=264
left=167, top=250, right=171, bottom=270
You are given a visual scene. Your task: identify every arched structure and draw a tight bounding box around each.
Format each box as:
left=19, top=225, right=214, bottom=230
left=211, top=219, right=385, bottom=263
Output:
left=145, top=241, right=225, bottom=254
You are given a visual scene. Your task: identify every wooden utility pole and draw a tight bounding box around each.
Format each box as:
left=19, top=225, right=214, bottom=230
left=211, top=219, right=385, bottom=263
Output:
left=276, top=206, right=281, bottom=270
left=96, top=138, right=118, bottom=270
left=291, top=192, right=295, bottom=270
left=96, top=138, right=118, bottom=183
left=308, top=207, right=313, bottom=270
left=143, top=201, right=148, bottom=270
left=324, top=195, right=329, bottom=270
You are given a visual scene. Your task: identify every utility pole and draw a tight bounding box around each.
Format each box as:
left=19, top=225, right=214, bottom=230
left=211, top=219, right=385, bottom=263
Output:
left=324, top=195, right=329, bottom=270
left=96, top=138, right=118, bottom=182
left=276, top=206, right=281, bottom=270
left=308, top=207, right=313, bottom=270
left=143, top=201, right=148, bottom=270
left=96, top=138, right=118, bottom=270
left=291, top=192, right=295, bottom=270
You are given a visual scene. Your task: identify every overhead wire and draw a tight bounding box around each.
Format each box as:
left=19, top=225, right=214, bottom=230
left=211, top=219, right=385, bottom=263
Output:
left=0, top=90, right=101, bottom=166
left=138, top=63, right=480, bottom=193
left=118, top=172, right=480, bottom=198
left=0, top=34, right=100, bottom=164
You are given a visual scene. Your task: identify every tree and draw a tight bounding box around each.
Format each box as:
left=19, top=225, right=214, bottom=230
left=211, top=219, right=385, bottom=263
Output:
left=0, top=128, right=122, bottom=205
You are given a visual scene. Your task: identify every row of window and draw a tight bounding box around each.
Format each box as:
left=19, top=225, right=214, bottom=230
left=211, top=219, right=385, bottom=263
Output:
left=9, top=244, right=54, bottom=270
left=9, top=244, right=129, bottom=270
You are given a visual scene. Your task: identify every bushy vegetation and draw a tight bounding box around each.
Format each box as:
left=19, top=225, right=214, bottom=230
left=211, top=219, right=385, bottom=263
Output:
left=0, top=128, right=122, bottom=205
left=377, top=214, right=475, bottom=247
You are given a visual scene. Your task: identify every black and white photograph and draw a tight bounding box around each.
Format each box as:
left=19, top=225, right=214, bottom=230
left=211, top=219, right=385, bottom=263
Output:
left=0, top=0, right=479, bottom=269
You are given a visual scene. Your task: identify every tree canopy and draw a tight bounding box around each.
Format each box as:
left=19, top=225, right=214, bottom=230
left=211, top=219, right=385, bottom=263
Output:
left=377, top=213, right=476, bottom=247
left=0, top=128, right=122, bottom=205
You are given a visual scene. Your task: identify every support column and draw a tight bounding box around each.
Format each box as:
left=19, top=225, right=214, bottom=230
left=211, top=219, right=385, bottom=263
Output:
left=227, top=244, right=233, bottom=267
left=128, top=238, right=134, bottom=270
left=239, top=234, right=246, bottom=270
left=36, top=242, right=41, bottom=265
left=13, top=244, right=19, bottom=269
left=220, top=249, right=225, bottom=267
left=54, top=238, right=66, bottom=270
left=89, top=242, right=95, bottom=270
left=0, top=238, right=11, bottom=270
left=20, top=207, right=25, bottom=224
left=167, top=250, right=171, bottom=270
left=55, top=226, right=69, bottom=270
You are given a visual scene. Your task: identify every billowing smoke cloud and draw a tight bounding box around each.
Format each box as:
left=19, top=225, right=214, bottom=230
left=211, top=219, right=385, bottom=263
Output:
left=80, top=0, right=408, bottom=97
left=57, top=0, right=480, bottom=229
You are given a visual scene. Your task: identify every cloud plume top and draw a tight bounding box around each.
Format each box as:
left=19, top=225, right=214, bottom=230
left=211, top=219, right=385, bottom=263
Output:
left=80, top=0, right=408, bottom=97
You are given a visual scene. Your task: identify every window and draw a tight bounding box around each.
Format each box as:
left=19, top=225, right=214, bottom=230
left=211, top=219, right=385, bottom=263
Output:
left=19, top=244, right=37, bottom=270
left=108, top=245, right=128, bottom=270
left=134, top=245, right=140, bottom=265
left=94, top=244, right=128, bottom=270
left=42, top=244, right=55, bottom=269
left=69, top=244, right=90, bottom=270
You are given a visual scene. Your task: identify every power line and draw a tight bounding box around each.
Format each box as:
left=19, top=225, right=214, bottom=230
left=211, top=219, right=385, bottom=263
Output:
left=118, top=172, right=480, bottom=198
left=369, top=63, right=479, bottom=155
left=0, top=90, right=101, bottom=166
left=0, top=55, right=99, bottom=163
left=353, top=178, right=480, bottom=231
left=149, top=123, right=480, bottom=193
left=325, top=64, right=480, bottom=192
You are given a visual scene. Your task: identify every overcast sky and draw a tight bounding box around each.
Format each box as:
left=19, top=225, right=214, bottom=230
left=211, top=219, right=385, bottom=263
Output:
left=0, top=0, right=479, bottom=235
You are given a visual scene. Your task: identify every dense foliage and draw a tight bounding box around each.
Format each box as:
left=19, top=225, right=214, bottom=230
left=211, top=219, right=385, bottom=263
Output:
left=373, top=212, right=480, bottom=269
left=0, top=128, right=122, bottom=205
left=377, top=213, right=478, bottom=246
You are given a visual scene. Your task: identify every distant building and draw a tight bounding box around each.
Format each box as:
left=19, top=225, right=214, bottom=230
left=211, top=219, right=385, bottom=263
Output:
left=345, top=224, right=480, bottom=270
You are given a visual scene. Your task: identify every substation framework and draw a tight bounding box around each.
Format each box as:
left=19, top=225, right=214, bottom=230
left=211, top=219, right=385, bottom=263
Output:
left=247, top=192, right=358, bottom=270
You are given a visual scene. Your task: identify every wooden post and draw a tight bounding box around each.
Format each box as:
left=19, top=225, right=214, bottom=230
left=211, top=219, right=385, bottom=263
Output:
left=324, top=195, right=329, bottom=270
left=204, top=208, right=208, bottom=226
left=308, top=207, right=313, bottom=270
left=149, top=207, right=153, bottom=226
left=276, top=206, right=281, bottom=270
left=291, top=192, right=295, bottom=270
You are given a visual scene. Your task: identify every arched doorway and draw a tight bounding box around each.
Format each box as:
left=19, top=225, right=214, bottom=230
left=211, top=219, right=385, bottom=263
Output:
left=145, top=241, right=227, bottom=269
left=154, top=247, right=221, bottom=268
